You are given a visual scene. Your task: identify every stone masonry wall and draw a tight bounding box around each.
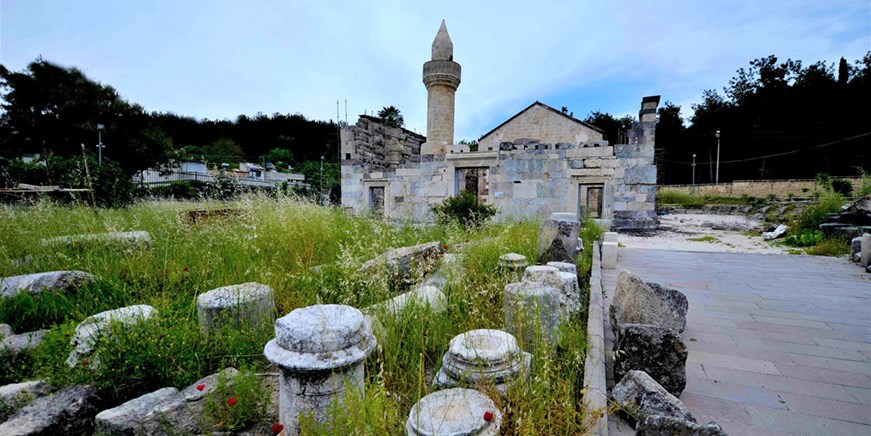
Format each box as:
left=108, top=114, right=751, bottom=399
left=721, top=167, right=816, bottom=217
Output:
left=340, top=116, right=425, bottom=172
left=342, top=138, right=624, bottom=223
left=479, top=104, right=606, bottom=151
left=611, top=96, right=660, bottom=230
left=660, top=178, right=861, bottom=198
left=342, top=97, right=659, bottom=229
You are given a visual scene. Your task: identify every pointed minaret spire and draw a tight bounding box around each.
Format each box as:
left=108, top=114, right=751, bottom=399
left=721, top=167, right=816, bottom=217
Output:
left=431, top=19, right=453, bottom=61
left=422, top=20, right=461, bottom=154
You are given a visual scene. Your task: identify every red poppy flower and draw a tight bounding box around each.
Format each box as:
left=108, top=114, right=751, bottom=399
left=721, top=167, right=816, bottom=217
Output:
left=227, top=397, right=237, bottom=406
left=182, top=267, right=189, bottom=272
left=271, top=423, right=284, bottom=434
left=483, top=411, right=494, bottom=421
left=196, top=384, right=205, bottom=391
left=81, top=359, right=90, bottom=367
left=442, top=244, right=449, bottom=250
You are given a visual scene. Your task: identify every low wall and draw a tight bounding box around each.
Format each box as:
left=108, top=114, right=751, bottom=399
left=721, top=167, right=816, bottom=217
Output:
left=583, top=241, right=608, bottom=435
left=660, top=177, right=861, bottom=198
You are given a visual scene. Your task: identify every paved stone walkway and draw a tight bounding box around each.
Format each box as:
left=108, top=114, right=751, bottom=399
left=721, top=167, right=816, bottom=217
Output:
left=603, top=248, right=871, bottom=436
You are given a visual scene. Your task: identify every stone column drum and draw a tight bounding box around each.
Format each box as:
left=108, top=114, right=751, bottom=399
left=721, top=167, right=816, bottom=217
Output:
left=196, top=282, right=275, bottom=334
left=406, top=388, right=502, bottom=435
left=434, top=329, right=532, bottom=393
left=498, top=253, right=528, bottom=282
left=504, top=282, right=561, bottom=347
left=264, top=304, right=376, bottom=435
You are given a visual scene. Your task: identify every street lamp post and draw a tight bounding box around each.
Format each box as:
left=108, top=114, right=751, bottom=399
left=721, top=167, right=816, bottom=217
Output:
left=692, top=154, right=697, bottom=194
left=96, top=124, right=106, bottom=166
left=715, top=130, right=721, bottom=185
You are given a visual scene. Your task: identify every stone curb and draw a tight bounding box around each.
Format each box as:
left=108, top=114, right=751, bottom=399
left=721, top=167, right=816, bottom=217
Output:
left=583, top=241, right=608, bottom=436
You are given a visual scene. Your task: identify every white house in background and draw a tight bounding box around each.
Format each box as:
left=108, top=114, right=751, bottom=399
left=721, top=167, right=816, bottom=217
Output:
left=180, top=161, right=208, bottom=173
left=135, top=160, right=308, bottom=189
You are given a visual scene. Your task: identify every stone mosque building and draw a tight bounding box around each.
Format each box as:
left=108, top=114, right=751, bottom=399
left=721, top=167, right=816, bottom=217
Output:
left=340, top=21, right=660, bottom=229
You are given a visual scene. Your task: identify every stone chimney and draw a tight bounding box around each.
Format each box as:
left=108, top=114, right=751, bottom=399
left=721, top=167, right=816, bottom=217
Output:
left=421, top=20, right=461, bottom=155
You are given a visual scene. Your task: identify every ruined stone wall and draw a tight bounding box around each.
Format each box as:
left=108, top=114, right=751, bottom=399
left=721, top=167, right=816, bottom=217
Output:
left=479, top=104, right=605, bottom=151
left=659, top=178, right=861, bottom=198
left=340, top=116, right=425, bottom=172
left=342, top=139, right=624, bottom=223
left=610, top=97, right=660, bottom=230
left=341, top=97, right=660, bottom=229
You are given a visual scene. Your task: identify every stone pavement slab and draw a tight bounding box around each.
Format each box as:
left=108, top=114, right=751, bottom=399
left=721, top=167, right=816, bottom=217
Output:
left=604, top=248, right=871, bottom=435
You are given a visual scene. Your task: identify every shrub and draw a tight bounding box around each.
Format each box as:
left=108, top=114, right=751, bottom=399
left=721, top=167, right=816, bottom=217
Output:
left=831, top=179, right=853, bottom=196
left=815, top=172, right=831, bottom=189
left=432, top=191, right=497, bottom=228
left=784, top=230, right=824, bottom=247
left=856, top=172, right=871, bottom=198
left=795, top=190, right=846, bottom=231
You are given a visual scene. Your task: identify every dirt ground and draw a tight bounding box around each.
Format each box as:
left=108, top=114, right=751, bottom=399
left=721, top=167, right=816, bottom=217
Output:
left=618, top=213, right=793, bottom=254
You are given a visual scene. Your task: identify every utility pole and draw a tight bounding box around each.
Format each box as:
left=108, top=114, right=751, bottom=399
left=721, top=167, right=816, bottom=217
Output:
left=715, top=130, right=721, bottom=184
left=96, top=124, right=105, bottom=166
left=692, top=154, right=697, bottom=194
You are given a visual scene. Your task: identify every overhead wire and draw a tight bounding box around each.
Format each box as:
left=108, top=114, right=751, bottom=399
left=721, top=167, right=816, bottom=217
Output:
left=656, top=131, right=871, bottom=166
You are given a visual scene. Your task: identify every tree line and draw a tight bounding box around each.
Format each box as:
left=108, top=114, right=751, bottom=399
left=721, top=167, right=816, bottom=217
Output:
left=2, top=52, right=869, bottom=202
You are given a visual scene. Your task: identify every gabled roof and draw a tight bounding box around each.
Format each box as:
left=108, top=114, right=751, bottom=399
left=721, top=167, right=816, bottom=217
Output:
left=478, top=101, right=605, bottom=141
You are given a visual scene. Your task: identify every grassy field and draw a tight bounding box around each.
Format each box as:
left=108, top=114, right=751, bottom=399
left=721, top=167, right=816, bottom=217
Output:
left=0, top=195, right=599, bottom=434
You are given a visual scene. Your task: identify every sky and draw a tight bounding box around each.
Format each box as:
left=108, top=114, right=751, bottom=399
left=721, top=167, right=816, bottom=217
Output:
left=1, top=0, right=868, bottom=141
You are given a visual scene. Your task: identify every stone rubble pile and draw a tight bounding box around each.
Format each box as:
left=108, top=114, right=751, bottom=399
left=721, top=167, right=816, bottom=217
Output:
left=819, top=194, right=871, bottom=241
left=610, top=271, right=689, bottom=396
left=537, top=212, right=581, bottom=264
left=0, top=385, right=102, bottom=436
left=612, top=371, right=725, bottom=435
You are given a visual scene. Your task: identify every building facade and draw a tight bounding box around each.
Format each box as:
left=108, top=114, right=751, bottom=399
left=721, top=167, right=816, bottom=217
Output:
left=340, top=22, right=660, bottom=229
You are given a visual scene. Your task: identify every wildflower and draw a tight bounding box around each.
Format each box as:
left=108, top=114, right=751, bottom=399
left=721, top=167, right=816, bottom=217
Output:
left=196, top=384, right=205, bottom=391
left=227, top=397, right=237, bottom=406
left=442, top=244, right=449, bottom=250
left=271, top=423, right=284, bottom=434
left=81, top=359, right=90, bottom=367
left=182, top=267, right=189, bottom=272
left=483, top=411, right=494, bottom=421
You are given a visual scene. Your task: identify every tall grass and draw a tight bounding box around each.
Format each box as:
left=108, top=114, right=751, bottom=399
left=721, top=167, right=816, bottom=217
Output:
left=0, top=194, right=594, bottom=433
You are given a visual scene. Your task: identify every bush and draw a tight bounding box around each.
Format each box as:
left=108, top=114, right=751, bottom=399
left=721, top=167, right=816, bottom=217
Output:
left=831, top=179, right=853, bottom=196
left=815, top=172, right=831, bottom=189
left=432, top=191, right=497, bottom=228
left=784, top=230, right=824, bottom=247
left=795, top=190, right=845, bottom=231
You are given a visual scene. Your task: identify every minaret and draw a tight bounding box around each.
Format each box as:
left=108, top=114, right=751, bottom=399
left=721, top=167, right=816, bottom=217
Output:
left=421, top=20, right=461, bottom=155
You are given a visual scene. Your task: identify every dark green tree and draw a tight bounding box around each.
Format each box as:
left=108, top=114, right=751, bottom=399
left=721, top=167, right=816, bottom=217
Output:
left=0, top=58, right=171, bottom=174
left=202, top=138, right=244, bottom=166
left=378, top=106, right=404, bottom=128
left=583, top=111, right=635, bottom=144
